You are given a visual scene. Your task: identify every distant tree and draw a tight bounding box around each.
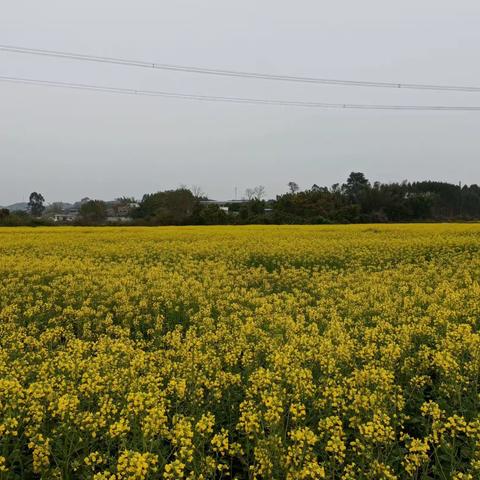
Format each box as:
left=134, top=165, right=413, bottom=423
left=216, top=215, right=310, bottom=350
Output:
left=244, top=186, right=266, bottom=201
left=409, top=181, right=462, bottom=217
left=239, top=205, right=249, bottom=221
left=0, top=209, right=26, bottom=226
left=140, top=177, right=480, bottom=225
left=190, top=185, right=206, bottom=199
left=244, top=188, right=255, bottom=201
left=343, top=172, right=371, bottom=203
left=405, top=192, right=434, bottom=219
left=461, top=185, right=480, bottom=217
left=199, top=204, right=228, bottom=225
left=134, top=189, right=196, bottom=224
left=248, top=198, right=266, bottom=215
left=288, top=182, right=300, bottom=194
left=252, top=185, right=266, bottom=200
left=345, top=172, right=370, bottom=192
left=115, top=196, right=136, bottom=205
left=79, top=200, right=107, bottom=224
left=28, top=192, right=45, bottom=217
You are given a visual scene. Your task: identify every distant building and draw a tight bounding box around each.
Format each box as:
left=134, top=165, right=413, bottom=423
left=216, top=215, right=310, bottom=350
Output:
left=52, top=211, right=78, bottom=223
left=105, top=200, right=138, bottom=222
left=106, top=216, right=132, bottom=223
left=199, top=199, right=245, bottom=214
left=52, top=199, right=138, bottom=223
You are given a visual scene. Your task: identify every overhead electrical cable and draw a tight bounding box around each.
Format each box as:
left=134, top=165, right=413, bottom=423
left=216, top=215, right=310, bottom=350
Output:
left=1, top=75, right=479, bottom=111
left=0, top=44, right=479, bottom=93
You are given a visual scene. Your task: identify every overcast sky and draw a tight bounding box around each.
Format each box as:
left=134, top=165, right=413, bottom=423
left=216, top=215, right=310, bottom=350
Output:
left=1, top=0, right=479, bottom=205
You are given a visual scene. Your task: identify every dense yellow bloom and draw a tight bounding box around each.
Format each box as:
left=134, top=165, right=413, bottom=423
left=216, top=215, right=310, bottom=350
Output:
left=319, top=415, right=346, bottom=464
left=195, top=412, right=215, bottom=436
left=27, top=434, right=51, bottom=473
left=1, top=224, right=480, bottom=478
left=84, top=451, right=107, bottom=467
left=402, top=438, right=430, bottom=476
left=116, top=450, right=158, bottom=480
left=0, top=456, right=7, bottom=473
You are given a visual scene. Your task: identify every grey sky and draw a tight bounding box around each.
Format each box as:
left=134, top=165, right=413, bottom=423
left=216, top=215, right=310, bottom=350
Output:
left=1, top=0, right=479, bottom=205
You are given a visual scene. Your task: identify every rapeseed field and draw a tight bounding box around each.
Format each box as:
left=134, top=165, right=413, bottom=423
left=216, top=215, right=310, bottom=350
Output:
left=1, top=225, right=480, bottom=479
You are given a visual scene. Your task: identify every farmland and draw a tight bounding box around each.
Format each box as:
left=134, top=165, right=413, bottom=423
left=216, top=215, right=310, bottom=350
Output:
left=1, top=225, right=480, bottom=479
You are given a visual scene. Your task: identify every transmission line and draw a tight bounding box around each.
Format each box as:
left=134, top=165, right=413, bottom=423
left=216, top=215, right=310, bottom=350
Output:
left=1, top=75, right=479, bottom=111
left=1, top=44, right=479, bottom=93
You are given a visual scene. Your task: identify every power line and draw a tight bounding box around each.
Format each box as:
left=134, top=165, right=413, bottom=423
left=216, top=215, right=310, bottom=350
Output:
left=1, top=44, right=479, bottom=93
left=1, top=74, right=479, bottom=111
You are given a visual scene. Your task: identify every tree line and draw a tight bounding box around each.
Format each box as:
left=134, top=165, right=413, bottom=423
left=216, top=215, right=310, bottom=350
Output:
left=2, top=172, right=480, bottom=226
